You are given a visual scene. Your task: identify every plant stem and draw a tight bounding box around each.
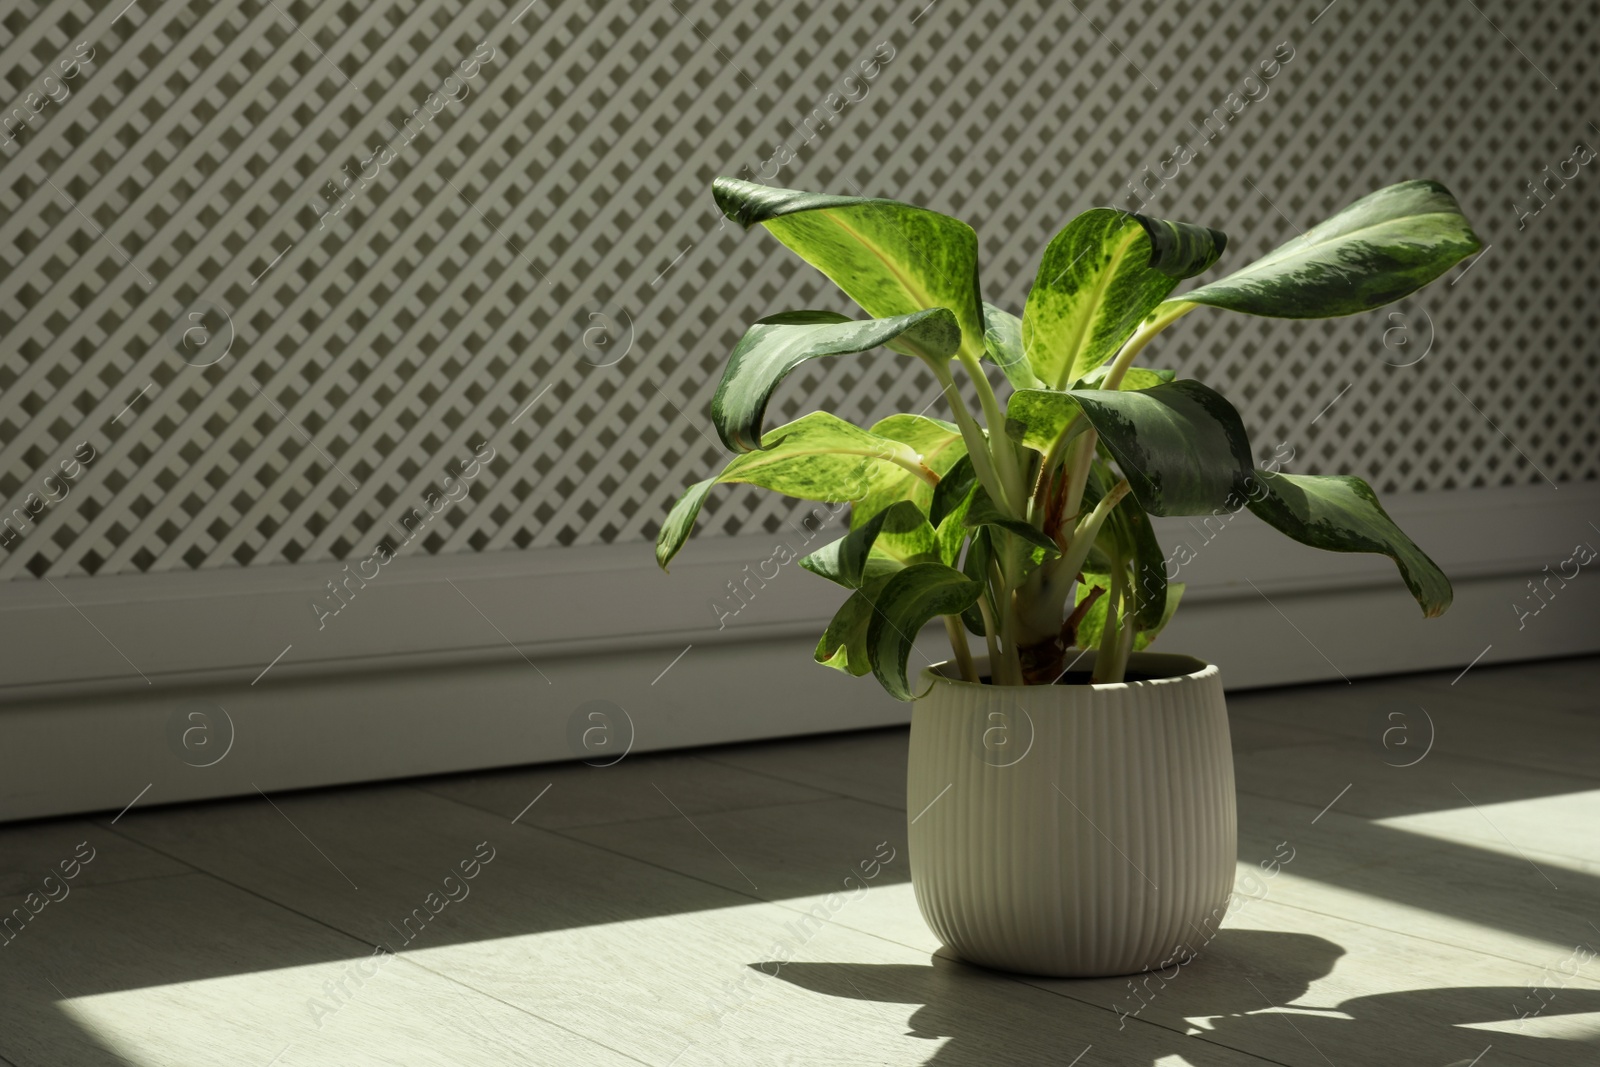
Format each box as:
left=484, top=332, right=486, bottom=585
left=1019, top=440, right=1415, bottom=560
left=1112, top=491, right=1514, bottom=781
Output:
left=881, top=448, right=942, bottom=485
left=977, top=596, right=1003, bottom=683
left=1011, top=478, right=1131, bottom=648
left=1112, top=608, right=1136, bottom=681
left=943, top=614, right=977, bottom=682
left=1058, top=430, right=1099, bottom=537
left=925, top=356, right=1007, bottom=510
left=1031, top=412, right=1084, bottom=523
left=1057, top=479, right=1132, bottom=586
left=987, top=555, right=1022, bottom=685
left=957, top=350, right=1026, bottom=512
left=1001, top=600, right=1023, bottom=684
left=1101, top=301, right=1197, bottom=389
left=1094, top=563, right=1125, bottom=684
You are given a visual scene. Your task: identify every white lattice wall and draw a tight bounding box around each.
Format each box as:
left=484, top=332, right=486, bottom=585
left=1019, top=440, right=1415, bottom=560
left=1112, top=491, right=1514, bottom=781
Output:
left=1, top=0, right=1595, bottom=583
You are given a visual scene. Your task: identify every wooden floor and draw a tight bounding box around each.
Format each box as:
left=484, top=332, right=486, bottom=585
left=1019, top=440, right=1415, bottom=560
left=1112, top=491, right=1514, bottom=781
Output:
left=2, top=656, right=1597, bottom=1066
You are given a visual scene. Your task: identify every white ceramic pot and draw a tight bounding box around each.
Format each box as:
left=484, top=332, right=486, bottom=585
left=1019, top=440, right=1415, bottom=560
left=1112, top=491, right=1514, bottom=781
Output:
left=907, top=650, right=1236, bottom=977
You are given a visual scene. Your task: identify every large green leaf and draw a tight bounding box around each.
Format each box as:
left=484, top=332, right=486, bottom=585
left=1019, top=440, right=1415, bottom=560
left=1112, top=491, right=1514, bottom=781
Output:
left=981, top=302, right=1043, bottom=391
left=712, top=308, right=961, bottom=451
left=807, top=502, right=941, bottom=678
left=712, top=177, right=986, bottom=360
left=1004, top=371, right=1180, bottom=457
left=655, top=412, right=932, bottom=569
left=655, top=478, right=716, bottom=573
left=849, top=414, right=967, bottom=531
left=929, top=453, right=977, bottom=528
left=928, top=454, right=979, bottom=567
left=1005, top=389, right=1085, bottom=454
left=1109, top=498, right=1168, bottom=630
left=1246, top=470, right=1452, bottom=617
left=959, top=527, right=994, bottom=636
left=866, top=562, right=984, bottom=701
left=815, top=575, right=892, bottom=677
left=1072, top=576, right=1112, bottom=653
left=1135, top=581, right=1183, bottom=651
left=1174, top=181, right=1482, bottom=318
left=808, top=501, right=943, bottom=677
left=1067, top=380, right=1255, bottom=516
left=801, top=500, right=938, bottom=588
left=1074, top=364, right=1175, bottom=391
left=964, top=484, right=1060, bottom=557
left=1077, top=578, right=1185, bottom=653
left=1022, top=209, right=1225, bottom=389
left=718, top=412, right=930, bottom=499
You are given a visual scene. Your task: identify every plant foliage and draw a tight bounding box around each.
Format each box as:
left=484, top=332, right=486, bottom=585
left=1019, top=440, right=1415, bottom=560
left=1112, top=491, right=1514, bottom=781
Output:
left=658, top=177, right=1481, bottom=699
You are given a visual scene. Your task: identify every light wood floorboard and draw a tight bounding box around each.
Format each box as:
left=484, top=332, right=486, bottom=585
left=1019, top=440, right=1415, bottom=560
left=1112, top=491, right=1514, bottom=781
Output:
left=0, top=654, right=1591, bottom=1065
left=0, top=817, right=190, bottom=896
left=416, top=750, right=836, bottom=830
left=0, top=871, right=643, bottom=1066
left=699, top=726, right=913, bottom=810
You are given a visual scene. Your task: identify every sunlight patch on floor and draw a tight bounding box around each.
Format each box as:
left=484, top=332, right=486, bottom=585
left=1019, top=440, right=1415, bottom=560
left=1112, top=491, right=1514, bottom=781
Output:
left=1372, top=788, right=1600, bottom=874
left=1459, top=1011, right=1600, bottom=1041
left=45, top=896, right=953, bottom=1067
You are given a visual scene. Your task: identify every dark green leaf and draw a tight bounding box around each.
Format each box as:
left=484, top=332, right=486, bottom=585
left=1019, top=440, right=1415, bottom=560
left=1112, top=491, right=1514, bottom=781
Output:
left=931, top=456, right=979, bottom=567
left=815, top=577, right=891, bottom=676
left=1067, top=380, right=1255, bottom=516
left=712, top=309, right=961, bottom=451
left=713, top=177, right=987, bottom=360
left=1245, top=469, right=1452, bottom=616
left=1111, top=500, right=1168, bottom=630
left=1175, top=181, right=1482, bottom=318
left=930, top=452, right=977, bottom=529
left=866, top=563, right=984, bottom=701
left=1133, top=582, right=1183, bottom=652
left=1141, top=217, right=1232, bottom=277
left=801, top=500, right=938, bottom=588
left=964, top=484, right=1060, bottom=557
left=800, top=507, right=892, bottom=589
left=1022, top=208, right=1225, bottom=388
left=959, top=527, right=994, bottom=636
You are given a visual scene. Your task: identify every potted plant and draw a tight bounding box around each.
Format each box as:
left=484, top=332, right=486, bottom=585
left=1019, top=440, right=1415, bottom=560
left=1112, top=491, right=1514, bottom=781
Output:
left=656, top=176, right=1480, bottom=977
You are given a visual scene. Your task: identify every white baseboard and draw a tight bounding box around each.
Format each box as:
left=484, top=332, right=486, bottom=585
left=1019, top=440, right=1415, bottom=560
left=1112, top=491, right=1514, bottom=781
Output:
left=1, top=482, right=1595, bottom=822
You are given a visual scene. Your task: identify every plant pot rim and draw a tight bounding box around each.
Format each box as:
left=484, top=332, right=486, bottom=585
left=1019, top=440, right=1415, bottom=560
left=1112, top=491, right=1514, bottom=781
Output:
left=920, top=649, right=1217, bottom=695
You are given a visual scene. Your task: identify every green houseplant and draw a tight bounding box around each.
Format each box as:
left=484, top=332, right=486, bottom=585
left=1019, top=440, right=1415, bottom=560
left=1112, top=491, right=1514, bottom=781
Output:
left=656, top=176, right=1480, bottom=977
left=656, top=177, right=1480, bottom=696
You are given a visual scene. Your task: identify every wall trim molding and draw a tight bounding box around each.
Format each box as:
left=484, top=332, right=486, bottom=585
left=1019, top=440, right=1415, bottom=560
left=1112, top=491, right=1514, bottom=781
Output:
left=1, top=481, right=1595, bottom=822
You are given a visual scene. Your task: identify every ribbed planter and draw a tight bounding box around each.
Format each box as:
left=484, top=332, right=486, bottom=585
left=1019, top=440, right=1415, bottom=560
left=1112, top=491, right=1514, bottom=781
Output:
left=907, top=650, right=1236, bottom=977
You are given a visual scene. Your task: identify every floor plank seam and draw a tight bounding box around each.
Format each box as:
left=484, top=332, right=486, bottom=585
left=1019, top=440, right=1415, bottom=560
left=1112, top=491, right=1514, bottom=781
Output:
left=694, top=750, right=902, bottom=798
left=91, top=822, right=657, bottom=1067
left=413, top=781, right=860, bottom=832
left=14, top=866, right=203, bottom=895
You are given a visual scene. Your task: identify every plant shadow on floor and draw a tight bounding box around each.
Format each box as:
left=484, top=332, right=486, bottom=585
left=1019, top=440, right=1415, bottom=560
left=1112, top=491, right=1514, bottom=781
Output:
left=762, top=931, right=1600, bottom=1066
